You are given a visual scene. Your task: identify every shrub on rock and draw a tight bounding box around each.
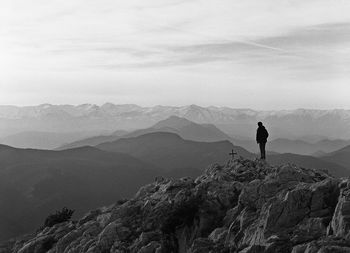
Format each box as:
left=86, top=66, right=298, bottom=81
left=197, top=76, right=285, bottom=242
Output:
left=44, top=207, right=74, bottom=227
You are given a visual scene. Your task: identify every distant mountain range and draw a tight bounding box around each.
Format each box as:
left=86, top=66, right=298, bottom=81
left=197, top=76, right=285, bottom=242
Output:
left=57, top=131, right=127, bottom=150
left=59, top=116, right=232, bottom=150
left=1, top=129, right=350, bottom=241
left=0, top=144, right=160, bottom=241
left=97, top=132, right=251, bottom=170
left=59, top=116, right=350, bottom=178
left=60, top=115, right=350, bottom=156
left=320, top=144, right=350, bottom=168
left=62, top=114, right=350, bottom=178
left=268, top=138, right=350, bottom=155
left=0, top=131, right=106, bottom=150
left=237, top=138, right=350, bottom=156
left=1, top=104, right=350, bottom=141
left=95, top=132, right=349, bottom=178
left=0, top=131, right=246, bottom=241
left=2, top=113, right=350, bottom=241
left=152, top=116, right=231, bottom=142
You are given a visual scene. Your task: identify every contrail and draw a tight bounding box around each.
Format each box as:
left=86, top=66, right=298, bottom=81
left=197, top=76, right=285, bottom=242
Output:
left=133, top=15, right=330, bottom=62
left=139, top=17, right=289, bottom=53
left=232, top=39, right=288, bottom=53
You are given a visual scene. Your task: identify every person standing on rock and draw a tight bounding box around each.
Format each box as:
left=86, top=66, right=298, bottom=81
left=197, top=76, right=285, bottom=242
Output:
left=256, top=122, right=269, bottom=160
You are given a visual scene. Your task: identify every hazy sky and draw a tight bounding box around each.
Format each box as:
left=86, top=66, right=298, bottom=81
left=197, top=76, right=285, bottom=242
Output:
left=1, top=0, right=350, bottom=109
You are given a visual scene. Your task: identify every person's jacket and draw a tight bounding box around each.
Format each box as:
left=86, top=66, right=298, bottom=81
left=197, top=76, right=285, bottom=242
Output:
left=256, top=126, right=269, bottom=143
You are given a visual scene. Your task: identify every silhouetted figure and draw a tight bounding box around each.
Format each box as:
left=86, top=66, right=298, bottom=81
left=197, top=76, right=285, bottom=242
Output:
left=256, top=122, right=269, bottom=160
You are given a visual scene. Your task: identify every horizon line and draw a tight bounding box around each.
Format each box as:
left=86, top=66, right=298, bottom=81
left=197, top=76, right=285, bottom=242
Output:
left=0, top=103, right=350, bottom=112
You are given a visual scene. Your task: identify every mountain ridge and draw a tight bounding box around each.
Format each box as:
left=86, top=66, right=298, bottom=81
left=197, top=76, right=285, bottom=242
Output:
left=58, top=115, right=232, bottom=150
left=2, top=104, right=350, bottom=140
left=63, top=127, right=350, bottom=178
left=97, top=132, right=249, bottom=171
left=93, top=131, right=350, bottom=178
left=0, top=144, right=161, bottom=241
left=320, top=144, right=350, bottom=169
left=267, top=138, right=350, bottom=155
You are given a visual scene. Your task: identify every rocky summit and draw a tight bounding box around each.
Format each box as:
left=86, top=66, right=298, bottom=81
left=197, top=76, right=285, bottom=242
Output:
left=2, top=158, right=350, bottom=253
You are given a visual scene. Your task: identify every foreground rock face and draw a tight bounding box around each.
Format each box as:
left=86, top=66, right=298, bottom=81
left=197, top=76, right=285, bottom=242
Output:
left=2, top=158, right=350, bottom=253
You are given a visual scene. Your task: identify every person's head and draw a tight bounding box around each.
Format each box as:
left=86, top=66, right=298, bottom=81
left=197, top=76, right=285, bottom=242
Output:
left=258, top=122, right=263, bottom=127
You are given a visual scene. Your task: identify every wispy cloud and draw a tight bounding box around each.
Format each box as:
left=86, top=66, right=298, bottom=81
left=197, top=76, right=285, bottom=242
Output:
left=105, top=22, right=349, bottom=81
left=1, top=0, right=350, bottom=108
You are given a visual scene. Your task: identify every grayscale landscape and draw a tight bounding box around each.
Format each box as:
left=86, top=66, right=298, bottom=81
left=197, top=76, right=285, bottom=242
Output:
left=1, top=0, right=350, bottom=252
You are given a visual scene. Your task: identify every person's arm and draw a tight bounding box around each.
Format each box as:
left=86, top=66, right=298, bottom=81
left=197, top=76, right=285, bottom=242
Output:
left=265, top=129, right=269, bottom=139
left=256, top=129, right=259, bottom=143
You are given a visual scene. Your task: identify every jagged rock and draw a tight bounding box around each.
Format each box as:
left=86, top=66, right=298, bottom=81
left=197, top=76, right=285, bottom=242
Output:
left=208, top=227, right=227, bottom=243
left=239, top=245, right=265, bottom=253
left=291, top=237, right=350, bottom=253
left=55, top=229, right=82, bottom=252
left=95, top=221, right=119, bottom=252
left=331, top=180, right=350, bottom=238
left=17, top=235, right=56, bottom=253
left=78, top=210, right=102, bottom=225
left=5, top=158, right=350, bottom=253
left=138, top=241, right=161, bottom=253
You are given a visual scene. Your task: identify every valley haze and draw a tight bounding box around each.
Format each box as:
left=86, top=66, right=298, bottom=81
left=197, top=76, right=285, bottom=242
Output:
left=1, top=103, right=350, bottom=141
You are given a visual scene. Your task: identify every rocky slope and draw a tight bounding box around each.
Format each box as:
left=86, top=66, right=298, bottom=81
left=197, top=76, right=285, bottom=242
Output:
left=2, top=158, right=350, bottom=253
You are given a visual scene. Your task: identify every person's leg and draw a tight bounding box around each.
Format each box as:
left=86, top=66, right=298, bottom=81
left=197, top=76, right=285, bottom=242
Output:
left=259, top=142, right=263, bottom=159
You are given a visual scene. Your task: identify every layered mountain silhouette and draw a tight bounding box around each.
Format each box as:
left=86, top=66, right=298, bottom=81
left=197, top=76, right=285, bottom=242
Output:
left=97, top=132, right=252, bottom=170
left=267, top=138, right=350, bottom=156
left=57, top=132, right=126, bottom=150
left=0, top=132, right=350, bottom=242
left=4, top=158, right=350, bottom=253
left=2, top=112, right=350, bottom=242
left=0, top=131, right=104, bottom=150
left=0, top=145, right=159, bottom=241
left=320, top=144, right=350, bottom=168
left=61, top=115, right=350, bottom=178
left=2, top=104, right=350, bottom=140
left=59, top=116, right=233, bottom=150
left=151, top=116, right=231, bottom=142
left=40, top=113, right=350, bottom=158
left=95, top=133, right=350, bottom=178
left=232, top=138, right=350, bottom=156
left=0, top=133, right=250, bottom=241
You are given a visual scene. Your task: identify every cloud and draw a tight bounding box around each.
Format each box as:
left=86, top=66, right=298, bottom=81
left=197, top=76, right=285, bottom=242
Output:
left=1, top=0, right=350, bottom=108
left=106, top=22, right=348, bottom=82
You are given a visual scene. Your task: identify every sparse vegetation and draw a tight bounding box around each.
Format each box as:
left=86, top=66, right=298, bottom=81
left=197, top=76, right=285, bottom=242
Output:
left=44, top=207, right=74, bottom=227
left=117, top=199, right=128, bottom=205
left=160, top=197, right=200, bottom=234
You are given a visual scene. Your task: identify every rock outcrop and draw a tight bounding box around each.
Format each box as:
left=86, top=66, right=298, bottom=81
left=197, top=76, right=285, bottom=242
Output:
left=2, top=158, right=350, bottom=253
